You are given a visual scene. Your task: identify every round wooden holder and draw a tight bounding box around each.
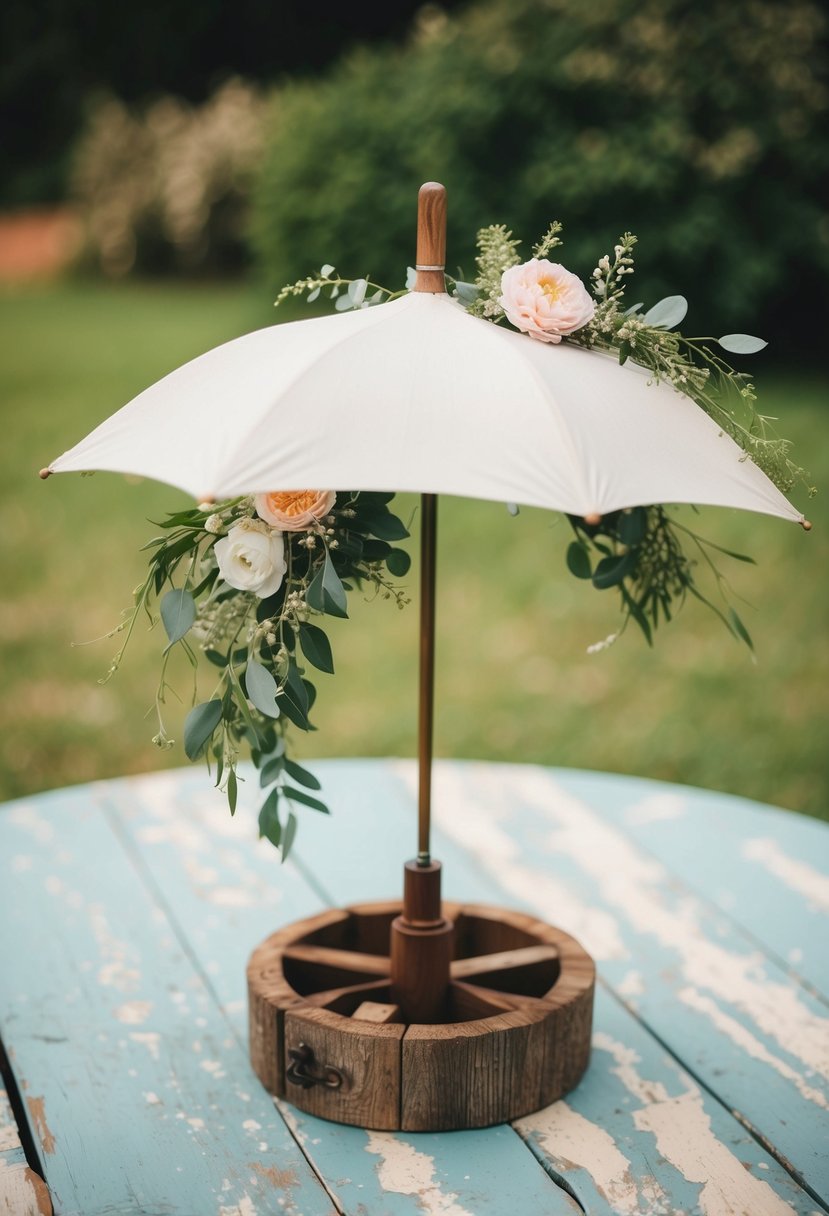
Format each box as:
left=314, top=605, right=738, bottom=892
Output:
left=247, top=892, right=595, bottom=1131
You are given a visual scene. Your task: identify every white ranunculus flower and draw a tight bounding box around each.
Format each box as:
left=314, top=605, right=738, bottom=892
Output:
left=214, top=518, right=286, bottom=598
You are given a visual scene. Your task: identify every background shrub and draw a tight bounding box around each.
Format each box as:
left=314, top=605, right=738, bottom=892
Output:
left=252, top=0, right=829, bottom=356
left=72, top=79, right=267, bottom=275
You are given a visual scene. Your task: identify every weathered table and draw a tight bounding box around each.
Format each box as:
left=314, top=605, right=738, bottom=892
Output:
left=1, top=760, right=827, bottom=1216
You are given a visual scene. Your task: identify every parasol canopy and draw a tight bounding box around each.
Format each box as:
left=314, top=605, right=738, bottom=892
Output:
left=44, top=262, right=803, bottom=528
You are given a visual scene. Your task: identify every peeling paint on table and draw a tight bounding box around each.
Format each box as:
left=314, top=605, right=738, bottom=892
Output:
left=1, top=761, right=826, bottom=1215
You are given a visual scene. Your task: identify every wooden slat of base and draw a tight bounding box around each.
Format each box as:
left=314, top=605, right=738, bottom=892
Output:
left=303, top=979, right=391, bottom=1011
left=283, top=1007, right=404, bottom=1130
left=352, top=1001, right=403, bottom=1024
left=248, top=908, right=350, bottom=1093
left=451, top=944, right=559, bottom=981
left=402, top=1009, right=552, bottom=1132
left=282, top=943, right=390, bottom=976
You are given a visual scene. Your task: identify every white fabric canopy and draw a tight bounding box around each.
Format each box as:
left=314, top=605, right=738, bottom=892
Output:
left=47, top=291, right=803, bottom=524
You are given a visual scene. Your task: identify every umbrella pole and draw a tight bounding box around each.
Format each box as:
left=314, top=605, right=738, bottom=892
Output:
left=388, top=184, right=454, bottom=1022
left=417, top=490, right=437, bottom=867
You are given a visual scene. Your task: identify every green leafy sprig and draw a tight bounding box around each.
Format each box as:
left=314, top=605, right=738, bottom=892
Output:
left=288, top=220, right=810, bottom=654
left=109, top=492, right=411, bottom=860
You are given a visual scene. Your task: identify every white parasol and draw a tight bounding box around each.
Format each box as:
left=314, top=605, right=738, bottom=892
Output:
left=40, top=184, right=810, bottom=1070
left=45, top=264, right=801, bottom=526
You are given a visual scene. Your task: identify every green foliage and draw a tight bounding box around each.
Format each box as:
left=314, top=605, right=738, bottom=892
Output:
left=2, top=283, right=827, bottom=823
left=117, top=487, right=412, bottom=859
left=252, top=0, right=829, bottom=351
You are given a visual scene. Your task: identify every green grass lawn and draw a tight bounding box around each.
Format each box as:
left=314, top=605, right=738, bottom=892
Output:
left=1, top=279, right=827, bottom=821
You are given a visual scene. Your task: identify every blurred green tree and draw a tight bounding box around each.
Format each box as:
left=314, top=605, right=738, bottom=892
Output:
left=253, top=0, right=829, bottom=355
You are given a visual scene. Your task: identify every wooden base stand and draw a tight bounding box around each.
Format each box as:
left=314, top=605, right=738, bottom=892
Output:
left=247, top=861, right=595, bottom=1131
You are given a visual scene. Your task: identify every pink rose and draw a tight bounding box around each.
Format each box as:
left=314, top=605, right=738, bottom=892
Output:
left=498, top=259, right=595, bottom=344
left=255, top=490, right=337, bottom=531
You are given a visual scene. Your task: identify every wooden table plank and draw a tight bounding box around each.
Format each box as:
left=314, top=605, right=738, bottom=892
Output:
left=0, top=786, right=335, bottom=1216
left=0, top=1085, right=51, bottom=1216
left=280, top=760, right=823, bottom=1214
left=518, top=987, right=816, bottom=1216
left=102, top=769, right=580, bottom=1215
left=413, top=761, right=829, bottom=1206
left=551, top=769, right=829, bottom=1000
left=3, top=762, right=826, bottom=1216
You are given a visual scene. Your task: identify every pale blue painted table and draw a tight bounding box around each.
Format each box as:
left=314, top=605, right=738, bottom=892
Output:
left=1, top=760, right=827, bottom=1216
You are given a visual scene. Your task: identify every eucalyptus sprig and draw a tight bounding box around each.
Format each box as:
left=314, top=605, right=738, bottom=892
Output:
left=110, top=492, right=411, bottom=861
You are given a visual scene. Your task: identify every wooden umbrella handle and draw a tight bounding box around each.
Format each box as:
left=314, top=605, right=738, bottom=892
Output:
left=414, top=182, right=447, bottom=293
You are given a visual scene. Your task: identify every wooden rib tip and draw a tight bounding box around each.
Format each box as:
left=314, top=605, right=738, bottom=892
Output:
left=801, top=517, right=812, bottom=531
left=583, top=512, right=602, bottom=526
left=38, top=467, right=52, bottom=479
left=198, top=495, right=216, bottom=507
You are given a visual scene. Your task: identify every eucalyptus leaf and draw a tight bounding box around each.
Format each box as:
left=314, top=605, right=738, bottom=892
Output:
left=226, top=769, right=238, bottom=816
left=405, top=266, right=417, bottom=290
left=284, top=759, right=322, bottom=790
left=259, top=755, right=284, bottom=787
left=307, top=287, right=320, bottom=302
left=306, top=552, right=347, bottom=618
left=728, top=607, right=754, bottom=650
left=643, top=295, right=688, bottom=329
left=281, top=812, right=298, bottom=863
left=160, top=587, right=196, bottom=644
left=717, top=334, right=767, bottom=354
left=285, top=662, right=309, bottom=714
left=322, top=552, right=348, bottom=616
left=386, top=548, right=411, bottom=577
left=347, top=278, right=367, bottom=305
left=335, top=294, right=353, bottom=312
left=298, top=622, right=334, bottom=673
left=258, top=788, right=281, bottom=848
left=592, top=552, right=636, bottom=590
left=283, top=785, right=330, bottom=813
left=183, top=700, right=223, bottom=761
left=364, top=511, right=409, bottom=541
left=320, top=263, right=335, bottom=277
left=506, top=503, right=520, bottom=517
left=454, top=281, right=479, bottom=304
left=618, top=507, right=647, bottom=546
left=361, top=538, right=392, bottom=561
left=245, top=659, right=281, bottom=719
left=566, top=542, right=592, bottom=580
left=278, top=664, right=312, bottom=731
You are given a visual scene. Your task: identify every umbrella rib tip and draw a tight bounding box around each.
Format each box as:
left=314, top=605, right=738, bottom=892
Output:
left=38, top=467, right=52, bottom=480
left=800, top=517, right=813, bottom=532
left=583, top=512, right=602, bottom=526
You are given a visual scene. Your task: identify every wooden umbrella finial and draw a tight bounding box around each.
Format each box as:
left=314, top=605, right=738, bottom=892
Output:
left=414, top=182, right=447, bottom=294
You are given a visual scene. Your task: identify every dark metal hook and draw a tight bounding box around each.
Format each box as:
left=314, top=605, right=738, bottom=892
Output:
left=286, top=1042, right=344, bottom=1091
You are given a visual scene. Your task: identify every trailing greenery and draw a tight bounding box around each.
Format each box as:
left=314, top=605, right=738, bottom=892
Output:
left=252, top=0, right=829, bottom=354
left=105, top=491, right=411, bottom=860
left=279, top=214, right=811, bottom=653
left=2, top=284, right=826, bottom=821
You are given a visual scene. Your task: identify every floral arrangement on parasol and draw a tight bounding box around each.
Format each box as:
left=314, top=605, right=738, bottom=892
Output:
left=41, top=183, right=812, bottom=1131
left=69, top=206, right=811, bottom=856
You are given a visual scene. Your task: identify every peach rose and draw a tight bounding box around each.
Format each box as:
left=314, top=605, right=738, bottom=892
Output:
left=498, top=258, right=595, bottom=344
left=255, top=490, right=336, bottom=531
